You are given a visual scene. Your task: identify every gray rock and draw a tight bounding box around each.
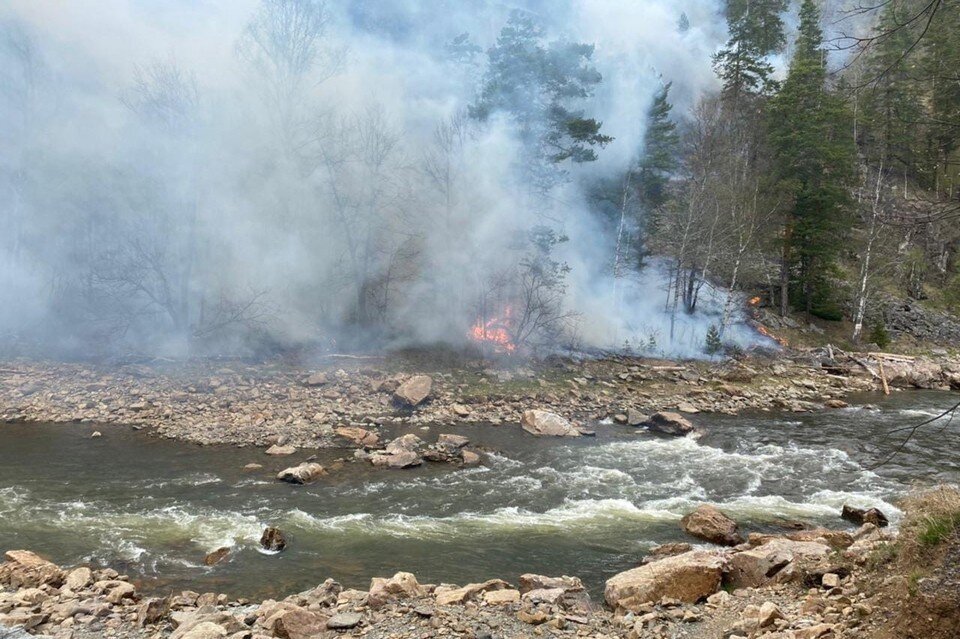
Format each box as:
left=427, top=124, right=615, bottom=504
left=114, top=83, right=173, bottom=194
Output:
left=326, top=612, right=362, bottom=629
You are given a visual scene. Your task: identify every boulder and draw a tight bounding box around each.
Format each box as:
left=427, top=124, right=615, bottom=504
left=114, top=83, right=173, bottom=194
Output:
left=520, top=410, right=581, bottom=437
left=434, top=579, right=512, bottom=605
left=483, top=589, right=521, bottom=605
left=203, top=547, right=231, bottom=566
left=461, top=450, right=481, bottom=466
left=626, top=408, right=649, bottom=427
left=176, top=622, right=227, bottom=639
left=518, top=574, right=584, bottom=594
left=137, top=597, right=171, bottom=627
left=370, top=450, right=421, bottom=468
left=303, top=373, right=329, bottom=387
left=841, top=504, right=889, bottom=528
left=270, top=608, right=328, bottom=639
left=277, top=463, right=326, bottom=485
left=260, top=527, right=287, bottom=552
left=643, top=412, right=696, bottom=436
left=680, top=505, right=744, bottom=546
left=724, top=538, right=831, bottom=589
left=437, top=433, right=470, bottom=451
left=604, top=551, right=723, bottom=612
left=517, top=574, right=591, bottom=613
left=394, top=376, right=433, bottom=406
left=265, top=444, right=296, bottom=456
left=105, top=581, right=136, bottom=603
left=0, top=550, right=64, bottom=588
left=368, top=572, right=426, bottom=607
left=335, top=427, right=379, bottom=448
left=326, top=612, right=362, bottom=629
left=64, top=566, right=93, bottom=591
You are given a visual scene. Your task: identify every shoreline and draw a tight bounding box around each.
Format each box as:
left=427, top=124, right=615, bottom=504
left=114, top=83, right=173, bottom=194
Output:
left=4, top=349, right=952, bottom=449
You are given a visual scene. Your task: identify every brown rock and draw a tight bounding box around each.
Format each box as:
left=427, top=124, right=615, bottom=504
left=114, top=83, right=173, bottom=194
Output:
left=335, top=427, right=379, bottom=448
left=461, top=449, right=481, bottom=466
left=368, top=572, right=425, bottom=607
left=64, top=566, right=93, bottom=591
left=204, top=547, right=231, bottom=566
left=483, top=589, right=521, bottom=605
left=520, top=410, right=581, bottom=437
left=265, top=444, right=296, bottom=456
left=642, top=543, right=693, bottom=564
left=680, top=505, right=744, bottom=546
left=643, top=412, right=696, bottom=436
left=137, top=597, right=171, bottom=627
left=434, top=579, right=512, bottom=605
left=604, top=551, right=723, bottom=612
left=260, top=527, right=287, bottom=552
left=272, top=608, right=328, bottom=639
left=841, top=504, right=889, bottom=528
left=303, top=373, right=329, bottom=387
left=394, top=375, right=433, bottom=406
left=0, top=550, right=64, bottom=588
left=724, top=538, right=830, bottom=589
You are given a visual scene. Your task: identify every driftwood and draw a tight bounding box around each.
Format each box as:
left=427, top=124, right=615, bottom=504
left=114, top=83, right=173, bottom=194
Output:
left=878, top=361, right=891, bottom=395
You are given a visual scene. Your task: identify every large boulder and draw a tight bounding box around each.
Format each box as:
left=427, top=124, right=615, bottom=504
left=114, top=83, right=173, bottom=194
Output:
left=604, top=551, right=723, bottom=612
left=680, top=505, right=744, bottom=546
left=724, top=538, right=831, bottom=589
left=643, top=412, right=696, bottom=436
left=369, top=434, right=424, bottom=468
left=520, top=410, right=581, bottom=437
left=277, top=463, right=327, bottom=485
left=841, top=504, right=889, bottom=528
left=394, top=376, right=433, bottom=406
left=0, top=550, right=64, bottom=589
left=335, top=427, right=379, bottom=448
left=269, top=607, right=329, bottom=639
left=367, top=572, right=426, bottom=607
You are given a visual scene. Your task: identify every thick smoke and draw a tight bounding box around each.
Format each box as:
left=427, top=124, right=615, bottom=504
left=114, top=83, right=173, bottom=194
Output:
left=0, top=0, right=770, bottom=359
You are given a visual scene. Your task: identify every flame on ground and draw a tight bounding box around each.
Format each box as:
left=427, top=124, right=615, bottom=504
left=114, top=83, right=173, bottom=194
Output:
left=469, top=308, right=517, bottom=354
left=756, top=324, right=789, bottom=347
left=749, top=296, right=761, bottom=306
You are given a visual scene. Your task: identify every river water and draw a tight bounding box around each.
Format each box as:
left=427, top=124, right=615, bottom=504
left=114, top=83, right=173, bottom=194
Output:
left=1, top=390, right=958, bottom=599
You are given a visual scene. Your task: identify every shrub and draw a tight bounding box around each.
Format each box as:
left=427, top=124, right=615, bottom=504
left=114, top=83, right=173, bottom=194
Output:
left=869, top=322, right=891, bottom=349
left=704, top=324, right=722, bottom=355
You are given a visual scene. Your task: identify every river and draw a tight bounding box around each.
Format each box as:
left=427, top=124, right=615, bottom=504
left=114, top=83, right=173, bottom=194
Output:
left=1, top=390, right=958, bottom=599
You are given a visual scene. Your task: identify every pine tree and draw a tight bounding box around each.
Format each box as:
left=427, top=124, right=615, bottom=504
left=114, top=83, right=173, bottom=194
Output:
left=678, top=12, right=690, bottom=33
left=770, top=0, right=856, bottom=316
left=637, top=82, right=680, bottom=211
left=705, top=324, right=723, bottom=354
left=470, top=10, right=612, bottom=183
left=713, top=0, right=789, bottom=99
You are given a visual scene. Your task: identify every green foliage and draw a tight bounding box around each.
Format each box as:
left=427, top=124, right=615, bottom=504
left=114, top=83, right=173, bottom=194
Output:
left=917, top=511, right=960, bottom=547
left=470, top=10, right=612, bottom=183
left=636, top=82, right=679, bottom=211
left=870, top=322, right=891, bottom=348
left=704, top=324, right=723, bottom=355
left=770, top=0, right=856, bottom=314
left=712, top=0, right=788, bottom=98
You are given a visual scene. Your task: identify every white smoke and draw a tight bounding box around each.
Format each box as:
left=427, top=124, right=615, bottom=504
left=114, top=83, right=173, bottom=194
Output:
left=0, top=0, right=773, bottom=359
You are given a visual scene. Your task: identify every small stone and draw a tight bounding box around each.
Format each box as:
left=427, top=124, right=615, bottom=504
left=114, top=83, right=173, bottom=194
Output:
left=822, top=573, right=841, bottom=589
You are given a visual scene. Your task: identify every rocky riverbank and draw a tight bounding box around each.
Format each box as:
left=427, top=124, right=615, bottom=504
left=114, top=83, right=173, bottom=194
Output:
left=2, top=349, right=957, bottom=448
left=0, top=511, right=904, bottom=639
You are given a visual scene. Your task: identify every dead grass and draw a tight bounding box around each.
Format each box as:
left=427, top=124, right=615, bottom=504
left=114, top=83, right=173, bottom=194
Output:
left=897, top=484, right=960, bottom=565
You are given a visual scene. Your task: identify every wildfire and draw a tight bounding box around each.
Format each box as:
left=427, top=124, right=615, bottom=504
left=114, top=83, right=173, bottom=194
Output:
left=748, top=296, right=761, bottom=306
left=756, top=324, right=789, bottom=347
left=469, top=308, right=517, bottom=354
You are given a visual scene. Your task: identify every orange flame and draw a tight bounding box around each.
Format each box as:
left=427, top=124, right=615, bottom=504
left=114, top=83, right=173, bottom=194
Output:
left=756, top=324, right=789, bottom=346
left=749, top=296, right=761, bottom=306
left=469, top=307, right=517, bottom=354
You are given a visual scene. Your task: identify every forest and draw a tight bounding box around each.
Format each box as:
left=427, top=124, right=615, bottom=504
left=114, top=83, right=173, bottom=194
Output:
left=1, top=0, right=958, bottom=358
